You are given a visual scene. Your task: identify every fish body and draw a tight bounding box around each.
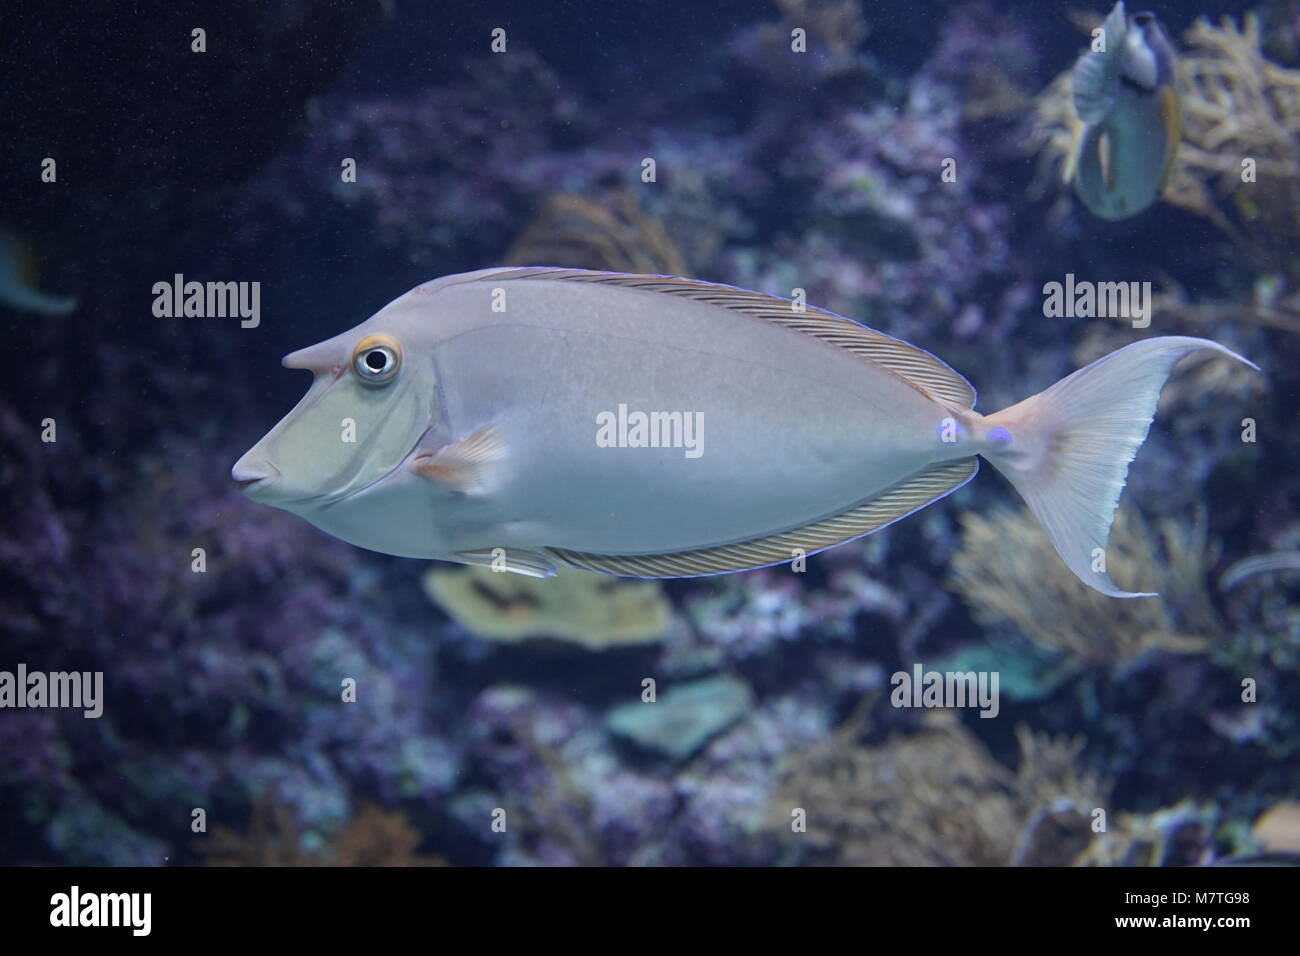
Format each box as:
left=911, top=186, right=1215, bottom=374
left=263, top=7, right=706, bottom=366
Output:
left=234, top=267, right=1252, bottom=597
left=1068, top=2, right=1181, bottom=220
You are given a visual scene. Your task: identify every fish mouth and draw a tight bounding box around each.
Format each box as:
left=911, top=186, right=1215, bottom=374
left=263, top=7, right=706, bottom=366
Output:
left=231, top=460, right=282, bottom=499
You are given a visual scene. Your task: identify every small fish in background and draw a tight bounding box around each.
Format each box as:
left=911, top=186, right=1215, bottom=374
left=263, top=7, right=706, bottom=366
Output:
left=0, top=230, right=77, bottom=316
left=233, top=268, right=1254, bottom=598
left=1066, top=2, right=1181, bottom=220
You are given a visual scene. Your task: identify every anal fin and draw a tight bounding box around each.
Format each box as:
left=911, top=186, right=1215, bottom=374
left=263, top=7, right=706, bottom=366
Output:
left=453, top=547, right=557, bottom=578
left=550, top=459, right=978, bottom=578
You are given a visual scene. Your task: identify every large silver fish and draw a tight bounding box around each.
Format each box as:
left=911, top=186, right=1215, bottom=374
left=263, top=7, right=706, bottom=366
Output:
left=233, top=267, right=1252, bottom=597
left=1068, top=2, right=1181, bottom=220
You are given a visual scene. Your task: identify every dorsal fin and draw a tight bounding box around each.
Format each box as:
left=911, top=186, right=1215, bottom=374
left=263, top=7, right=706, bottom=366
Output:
left=461, top=268, right=976, bottom=409
left=547, top=459, right=977, bottom=578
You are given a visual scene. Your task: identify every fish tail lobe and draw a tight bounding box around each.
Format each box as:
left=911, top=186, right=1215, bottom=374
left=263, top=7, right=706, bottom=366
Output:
left=980, top=336, right=1256, bottom=597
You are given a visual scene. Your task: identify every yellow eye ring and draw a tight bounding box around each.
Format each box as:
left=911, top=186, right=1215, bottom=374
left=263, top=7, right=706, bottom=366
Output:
left=352, top=335, right=402, bottom=386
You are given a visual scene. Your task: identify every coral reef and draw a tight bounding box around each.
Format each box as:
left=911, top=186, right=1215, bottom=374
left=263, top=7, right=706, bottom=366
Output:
left=503, top=190, right=689, bottom=275
left=423, top=564, right=671, bottom=650
left=1027, top=69, right=1079, bottom=199
left=1166, top=14, right=1300, bottom=276
left=1251, top=800, right=1300, bottom=854
left=202, top=798, right=447, bottom=867
left=447, top=681, right=829, bottom=866
left=0, top=425, right=457, bottom=865
left=605, top=675, right=754, bottom=762
left=3, top=1, right=1296, bottom=870
left=948, top=507, right=1220, bottom=668
left=1032, top=13, right=1300, bottom=277
left=1072, top=317, right=1265, bottom=409
left=767, top=710, right=1110, bottom=866
left=1075, top=800, right=1223, bottom=867
left=726, top=0, right=872, bottom=87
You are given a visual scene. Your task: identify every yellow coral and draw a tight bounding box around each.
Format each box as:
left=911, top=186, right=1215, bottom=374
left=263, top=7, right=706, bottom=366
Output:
left=423, top=563, right=671, bottom=649
left=1251, top=801, right=1300, bottom=854
left=504, top=190, right=688, bottom=276
left=769, top=712, right=1019, bottom=866
left=769, top=711, right=1112, bottom=866
left=770, top=707, right=1229, bottom=866
left=1027, top=69, right=1079, bottom=196
left=1166, top=14, right=1300, bottom=272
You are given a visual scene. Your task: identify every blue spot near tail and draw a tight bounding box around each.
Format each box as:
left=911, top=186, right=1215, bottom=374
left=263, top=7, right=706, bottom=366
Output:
left=987, top=426, right=1012, bottom=445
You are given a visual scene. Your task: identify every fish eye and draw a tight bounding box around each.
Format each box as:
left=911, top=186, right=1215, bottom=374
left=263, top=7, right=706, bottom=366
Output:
left=352, top=335, right=402, bottom=385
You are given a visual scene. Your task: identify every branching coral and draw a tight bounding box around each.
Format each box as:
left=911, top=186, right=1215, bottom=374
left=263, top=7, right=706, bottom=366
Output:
left=202, top=798, right=447, bottom=866
left=948, top=507, right=1220, bottom=667
left=770, top=713, right=1018, bottom=866
left=503, top=190, right=689, bottom=276
left=768, top=711, right=1111, bottom=866
left=1027, top=69, right=1079, bottom=197
left=1071, top=313, right=1269, bottom=406
left=1147, top=280, right=1300, bottom=338
left=1166, top=14, right=1300, bottom=273
left=1010, top=726, right=1112, bottom=866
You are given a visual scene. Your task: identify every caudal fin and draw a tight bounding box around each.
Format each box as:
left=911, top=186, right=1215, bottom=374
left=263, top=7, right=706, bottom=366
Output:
left=981, top=336, right=1257, bottom=597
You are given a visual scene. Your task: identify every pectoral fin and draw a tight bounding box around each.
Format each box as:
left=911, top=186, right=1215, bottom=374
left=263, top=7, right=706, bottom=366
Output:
left=411, top=425, right=504, bottom=494
left=453, top=547, right=557, bottom=578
